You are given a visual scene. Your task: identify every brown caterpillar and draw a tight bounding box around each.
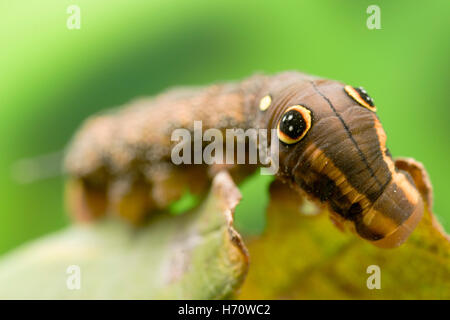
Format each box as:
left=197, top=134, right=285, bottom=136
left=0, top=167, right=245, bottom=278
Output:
left=65, top=71, right=427, bottom=248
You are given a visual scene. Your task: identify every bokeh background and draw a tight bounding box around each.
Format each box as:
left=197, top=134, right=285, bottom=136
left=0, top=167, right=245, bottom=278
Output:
left=0, top=0, right=449, bottom=255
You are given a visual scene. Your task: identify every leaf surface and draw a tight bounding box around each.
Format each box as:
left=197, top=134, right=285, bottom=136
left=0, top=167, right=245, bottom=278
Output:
left=0, top=172, right=248, bottom=299
left=238, top=180, right=450, bottom=299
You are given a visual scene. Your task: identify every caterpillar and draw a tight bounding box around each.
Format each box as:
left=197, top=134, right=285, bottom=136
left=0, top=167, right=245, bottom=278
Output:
left=65, top=71, right=427, bottom=248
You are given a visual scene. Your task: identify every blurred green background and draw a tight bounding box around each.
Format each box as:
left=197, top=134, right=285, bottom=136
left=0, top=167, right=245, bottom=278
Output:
left=0, top=0, right=449, bottom=255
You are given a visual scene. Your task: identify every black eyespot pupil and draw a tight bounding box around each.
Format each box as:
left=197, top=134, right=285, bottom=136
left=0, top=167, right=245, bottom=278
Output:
left=280, top=110, right=306, bottom=140
left=354, top=87, right=374, bottom=107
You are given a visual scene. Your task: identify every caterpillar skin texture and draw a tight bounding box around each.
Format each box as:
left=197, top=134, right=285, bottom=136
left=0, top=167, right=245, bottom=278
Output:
left=65, top=71, right=424, bottom=248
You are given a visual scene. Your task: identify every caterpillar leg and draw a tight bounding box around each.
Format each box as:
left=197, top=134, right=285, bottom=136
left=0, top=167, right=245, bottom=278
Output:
left=150, top=164, right=210, bottom=209
left=65, top=178, right=108, bottom=223
left=109, top=177, right=155, bottom=226
left=66, top=161, right=239, bottom=225
left=269, top=179, right=322, bottom=216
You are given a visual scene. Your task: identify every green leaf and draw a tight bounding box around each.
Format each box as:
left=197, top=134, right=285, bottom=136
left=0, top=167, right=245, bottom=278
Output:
left=0, top=172, right=248, bottom=299
left=238, top=180, right=450, bottom=299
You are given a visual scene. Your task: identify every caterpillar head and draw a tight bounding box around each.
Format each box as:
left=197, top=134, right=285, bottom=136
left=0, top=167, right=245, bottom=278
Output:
left=258, top=73, right=423, bottom=247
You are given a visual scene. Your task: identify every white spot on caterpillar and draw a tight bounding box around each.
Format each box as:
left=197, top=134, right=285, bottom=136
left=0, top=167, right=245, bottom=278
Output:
left=259, top=95, right=272, bottom=111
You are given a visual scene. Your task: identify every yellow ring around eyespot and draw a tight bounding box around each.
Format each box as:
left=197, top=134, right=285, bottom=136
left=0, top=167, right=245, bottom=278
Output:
left=344, top=85, right=377, bottom=112
left=277, top=105, right=312, bottom=144
left=259, top=95, right=272, bottom=111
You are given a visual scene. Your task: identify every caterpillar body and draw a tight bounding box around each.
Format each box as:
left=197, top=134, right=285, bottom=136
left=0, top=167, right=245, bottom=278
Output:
left=65, top=71, right=425, bottom=248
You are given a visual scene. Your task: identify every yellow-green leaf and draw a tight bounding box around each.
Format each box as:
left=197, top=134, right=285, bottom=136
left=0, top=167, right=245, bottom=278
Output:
left=238, top=180, right=450, bottom=299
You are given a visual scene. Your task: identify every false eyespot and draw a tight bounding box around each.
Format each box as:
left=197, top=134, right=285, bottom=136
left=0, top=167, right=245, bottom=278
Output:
left=277, top=105, right=312, bottom=144
left=344, top=85, right=376, bottom=112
